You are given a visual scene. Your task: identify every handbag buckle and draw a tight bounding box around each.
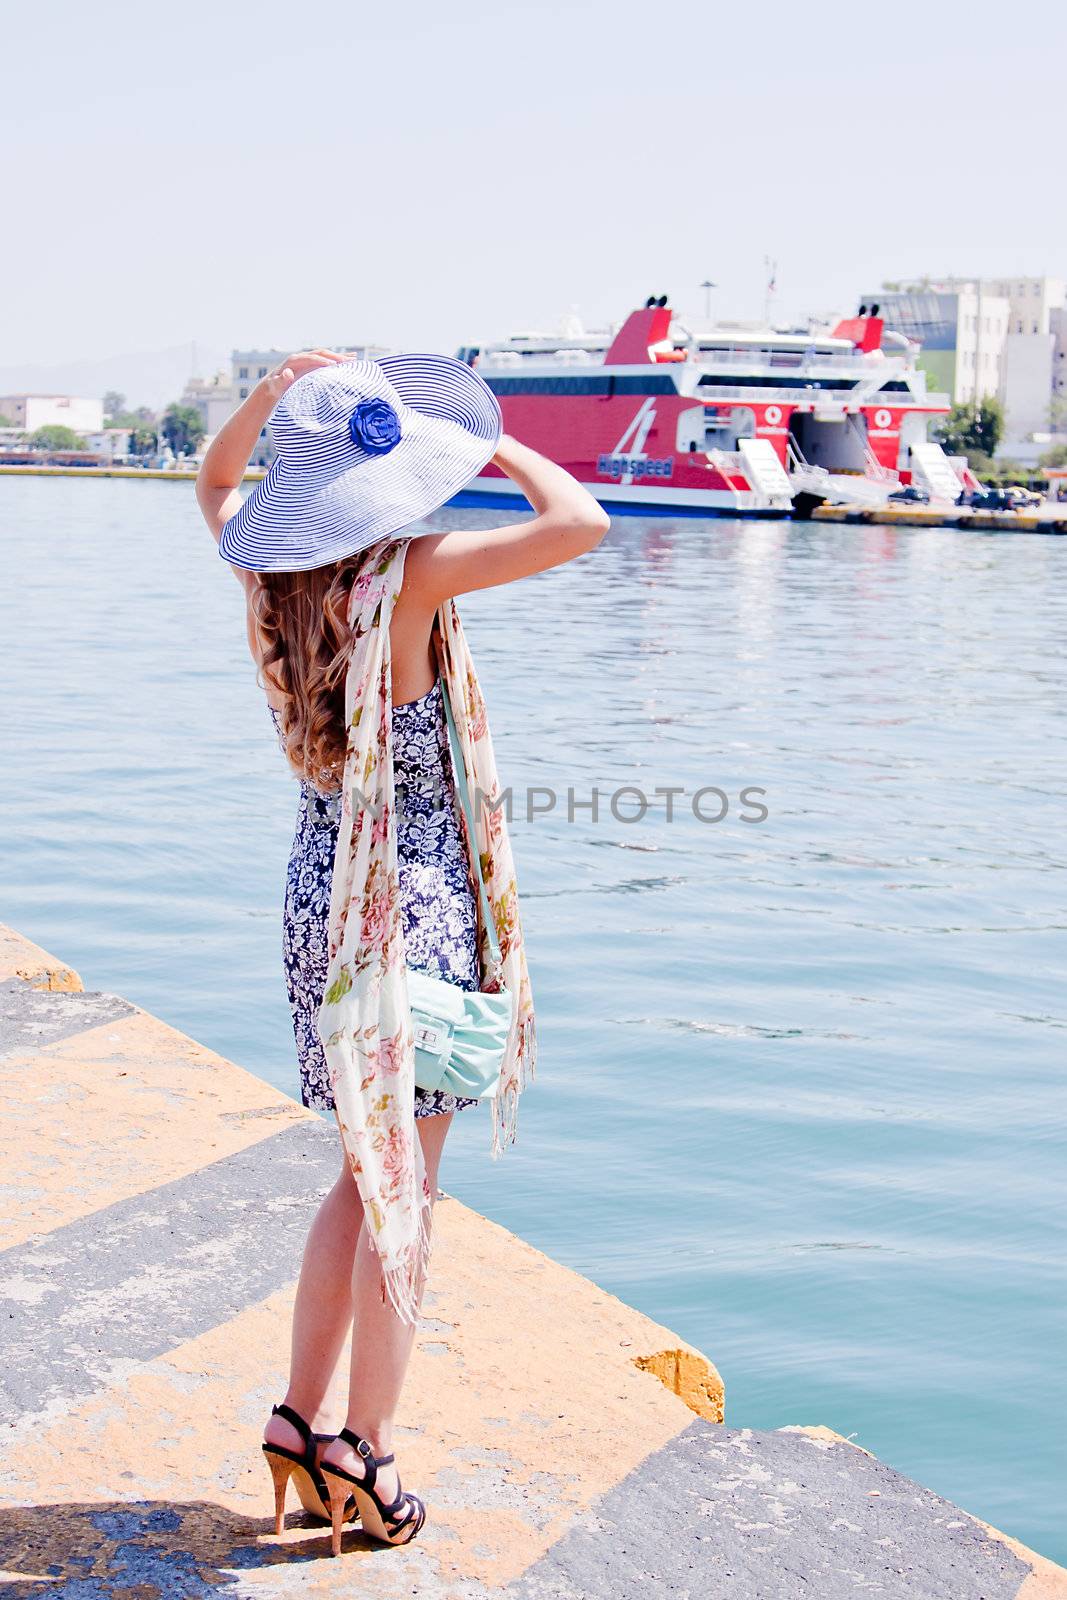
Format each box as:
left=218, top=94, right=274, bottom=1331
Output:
left=413, top=1018, right=447, bottom=1055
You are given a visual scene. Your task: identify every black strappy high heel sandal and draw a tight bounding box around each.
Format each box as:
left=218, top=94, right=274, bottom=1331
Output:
left=261, top=1403, right=357, bottom=1533
left=320, top=1427, right=426, bottom=1555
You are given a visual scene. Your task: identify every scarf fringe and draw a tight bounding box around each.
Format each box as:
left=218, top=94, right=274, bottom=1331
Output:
left=378, top=1191, right=435, bottom=1326
left=490, top=1012, right=537, bottom=1158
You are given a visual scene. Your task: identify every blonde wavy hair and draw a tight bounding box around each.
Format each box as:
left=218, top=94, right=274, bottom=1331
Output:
left=250, top=554, right=368, bottom=792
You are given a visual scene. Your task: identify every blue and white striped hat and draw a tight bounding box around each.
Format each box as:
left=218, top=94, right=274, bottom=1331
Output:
left=218, top=353, right=502, bottom=573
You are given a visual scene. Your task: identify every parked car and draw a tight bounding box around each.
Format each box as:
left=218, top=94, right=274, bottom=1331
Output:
left=960, top=487, right=1014, bottom=511
left=888, top=484, right=930, bottom=504
left=1001, top=485, right=1042, bottom=509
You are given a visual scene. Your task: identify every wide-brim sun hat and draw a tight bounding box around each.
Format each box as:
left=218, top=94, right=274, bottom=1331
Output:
left=218, top=353, right=502, bottom=573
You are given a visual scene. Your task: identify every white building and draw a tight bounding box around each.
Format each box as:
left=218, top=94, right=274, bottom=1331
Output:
left=232, top=350, right=288, bottom=402
left=987, top=275, right=1065, bottom=339
left=862, top=283, right=1009, bottom=408
left=85, top=427, right=132, bottom=462
left=1050, top=306, right=1067, bottom=419
left=229, top=343, right=393, bottom=466
left=231, top=350, right=290, bottom=465
left=985, top=276, right=1065, bottom=446
left=179, top=344, right=395, bottom=467
left=0, top=394, right=104, bottom=434
left=999, top=330, right=1055, bottom=443
left=181, top=371, right=237, bottom=438
left=868, top=275, right=1067, bottom=450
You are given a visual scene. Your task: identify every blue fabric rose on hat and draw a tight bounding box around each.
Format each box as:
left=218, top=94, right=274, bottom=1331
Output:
left=349, top=397, right=402, bottom=455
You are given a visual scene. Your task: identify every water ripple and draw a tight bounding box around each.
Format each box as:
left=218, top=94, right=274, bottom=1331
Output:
left=1, top=483, right=1065, bottom=1563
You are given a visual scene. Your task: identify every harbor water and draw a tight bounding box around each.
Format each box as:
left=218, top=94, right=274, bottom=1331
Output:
left=2, top=476, right=1064, bottom=1562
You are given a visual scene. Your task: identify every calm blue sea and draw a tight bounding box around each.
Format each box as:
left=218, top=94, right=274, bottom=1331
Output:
left=2, top=477, right=1065, bottom=1562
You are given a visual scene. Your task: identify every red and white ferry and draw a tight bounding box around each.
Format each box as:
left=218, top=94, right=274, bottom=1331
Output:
left=455, top=299, right=965, bottom=517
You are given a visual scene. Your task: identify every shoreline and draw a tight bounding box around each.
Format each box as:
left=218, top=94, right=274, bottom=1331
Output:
left=0, top=462, right=265, bottom=482
left=4, top=463, right=1067, bottom=531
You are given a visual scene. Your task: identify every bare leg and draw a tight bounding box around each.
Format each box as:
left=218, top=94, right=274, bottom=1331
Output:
left=321, top=1111, right=453, bottom=1507
left=262, top=1156, right=364, bottom=1458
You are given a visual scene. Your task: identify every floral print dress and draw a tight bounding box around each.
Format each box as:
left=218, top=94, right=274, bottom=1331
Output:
left=273, top=680, right=482, bottom=1118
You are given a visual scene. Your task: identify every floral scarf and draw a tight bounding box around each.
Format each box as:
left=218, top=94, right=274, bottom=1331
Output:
left=317, top=535, right=536, bottom=1322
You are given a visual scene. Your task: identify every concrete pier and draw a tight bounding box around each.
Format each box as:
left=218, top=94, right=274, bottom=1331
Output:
left=1, top=922, right=1063, bottom=1598
left=811, top=502, right=1067, bottom=533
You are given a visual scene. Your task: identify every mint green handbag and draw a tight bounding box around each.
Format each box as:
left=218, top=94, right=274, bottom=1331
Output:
left=407, top=684, right=514, bottom=1099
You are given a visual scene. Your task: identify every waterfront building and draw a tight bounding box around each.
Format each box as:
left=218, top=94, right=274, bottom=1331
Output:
left=861, top=283, right=1009, bottom=409
left=181, top=372, right=236, bottom=439
left=0, top=393, right=104, bottom=434
left=85, top=427, right=132, bottom=463
left=988, top=276, right=1065, bottom=445
left=232, top=350, right=288, bottom=403
left=229, top=343, right=392, bottom=465
left=867, top=276, right=1067, bottom=451
left=988, top=275, right=1065, bottom=339
left=230, top=350, right=288, bottom=466
left=180, top=343, right=397, bottom=466
left=1050, top=305, right=1067, bottom=412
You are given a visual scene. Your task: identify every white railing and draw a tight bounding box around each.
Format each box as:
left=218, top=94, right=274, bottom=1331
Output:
left=849, top=417, right=900, bottom=484
left=786, top=438, right=832, bottom=493
left=695, top=384, right=834, bottom=404
left=706, top=449, right=745, bottom=473
left=844, top=358, right=910, bottom=407
left=787, top=429, right=900, bottom=497
left=689, top=345, right=874, bottom=374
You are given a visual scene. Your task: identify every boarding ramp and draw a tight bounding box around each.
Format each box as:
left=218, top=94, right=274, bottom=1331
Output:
left=787, top=438, right=893, bottom=510
left=910, top=441, right=965, bottom=503
left=738, top=437, right=794, bottom=509
left=823, top=474, right=898, bottom=507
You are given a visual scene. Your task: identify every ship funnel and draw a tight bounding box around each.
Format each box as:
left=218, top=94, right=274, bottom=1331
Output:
left=605, top=304, right=673, bottom=364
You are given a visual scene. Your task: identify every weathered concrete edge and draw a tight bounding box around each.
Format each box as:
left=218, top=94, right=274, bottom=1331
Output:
left=0, top=924, right=83, bottom=992
left=433, top=1195, right=725, bottom=1425
left=780, top=1424, right=1067, bottom=1593
left=507, top=1423, right=1043, bottom=1600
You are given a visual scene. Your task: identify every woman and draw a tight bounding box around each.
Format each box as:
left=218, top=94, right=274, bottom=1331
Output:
left=195, top=347, right=608, bottom=1552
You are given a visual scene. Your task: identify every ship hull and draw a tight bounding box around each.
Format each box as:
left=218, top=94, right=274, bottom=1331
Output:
left=459, top=388, right=792, bottom=516
left=457, top=301, right=954, bottom=519
left=450, top=479, right=792, bottom=518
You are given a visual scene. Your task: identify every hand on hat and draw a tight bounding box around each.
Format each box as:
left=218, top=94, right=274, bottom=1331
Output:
left=265, top=349, right=348, bottom=401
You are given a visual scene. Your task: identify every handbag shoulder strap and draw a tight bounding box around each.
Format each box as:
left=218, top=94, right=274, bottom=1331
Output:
left=439, top=679, right=502, bottom=975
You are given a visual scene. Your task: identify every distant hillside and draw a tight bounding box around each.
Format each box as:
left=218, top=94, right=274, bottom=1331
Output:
left=0, top=342, right=230, bottom=411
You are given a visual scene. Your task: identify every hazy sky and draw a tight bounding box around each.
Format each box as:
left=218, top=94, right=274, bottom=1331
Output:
left=3, top=0, right=1064, bottom=374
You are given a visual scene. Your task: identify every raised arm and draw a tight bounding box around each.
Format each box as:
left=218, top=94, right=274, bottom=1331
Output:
left=402, top=435, right=610, bottom=607
left=194, top=349, right=348, bottom=589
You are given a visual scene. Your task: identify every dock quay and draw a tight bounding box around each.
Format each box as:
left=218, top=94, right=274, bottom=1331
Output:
left=811, top=503, right=1067, bottom=533
left=1, top=920, right=1063, bottom=1598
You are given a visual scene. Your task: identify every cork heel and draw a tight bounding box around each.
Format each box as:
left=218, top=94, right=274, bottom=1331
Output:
left=326, top=1470, right=354, bottom=1558
left=260, top=1401, right=357, bottom=1534
left=263, top=1449, right=295, bottom=1535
